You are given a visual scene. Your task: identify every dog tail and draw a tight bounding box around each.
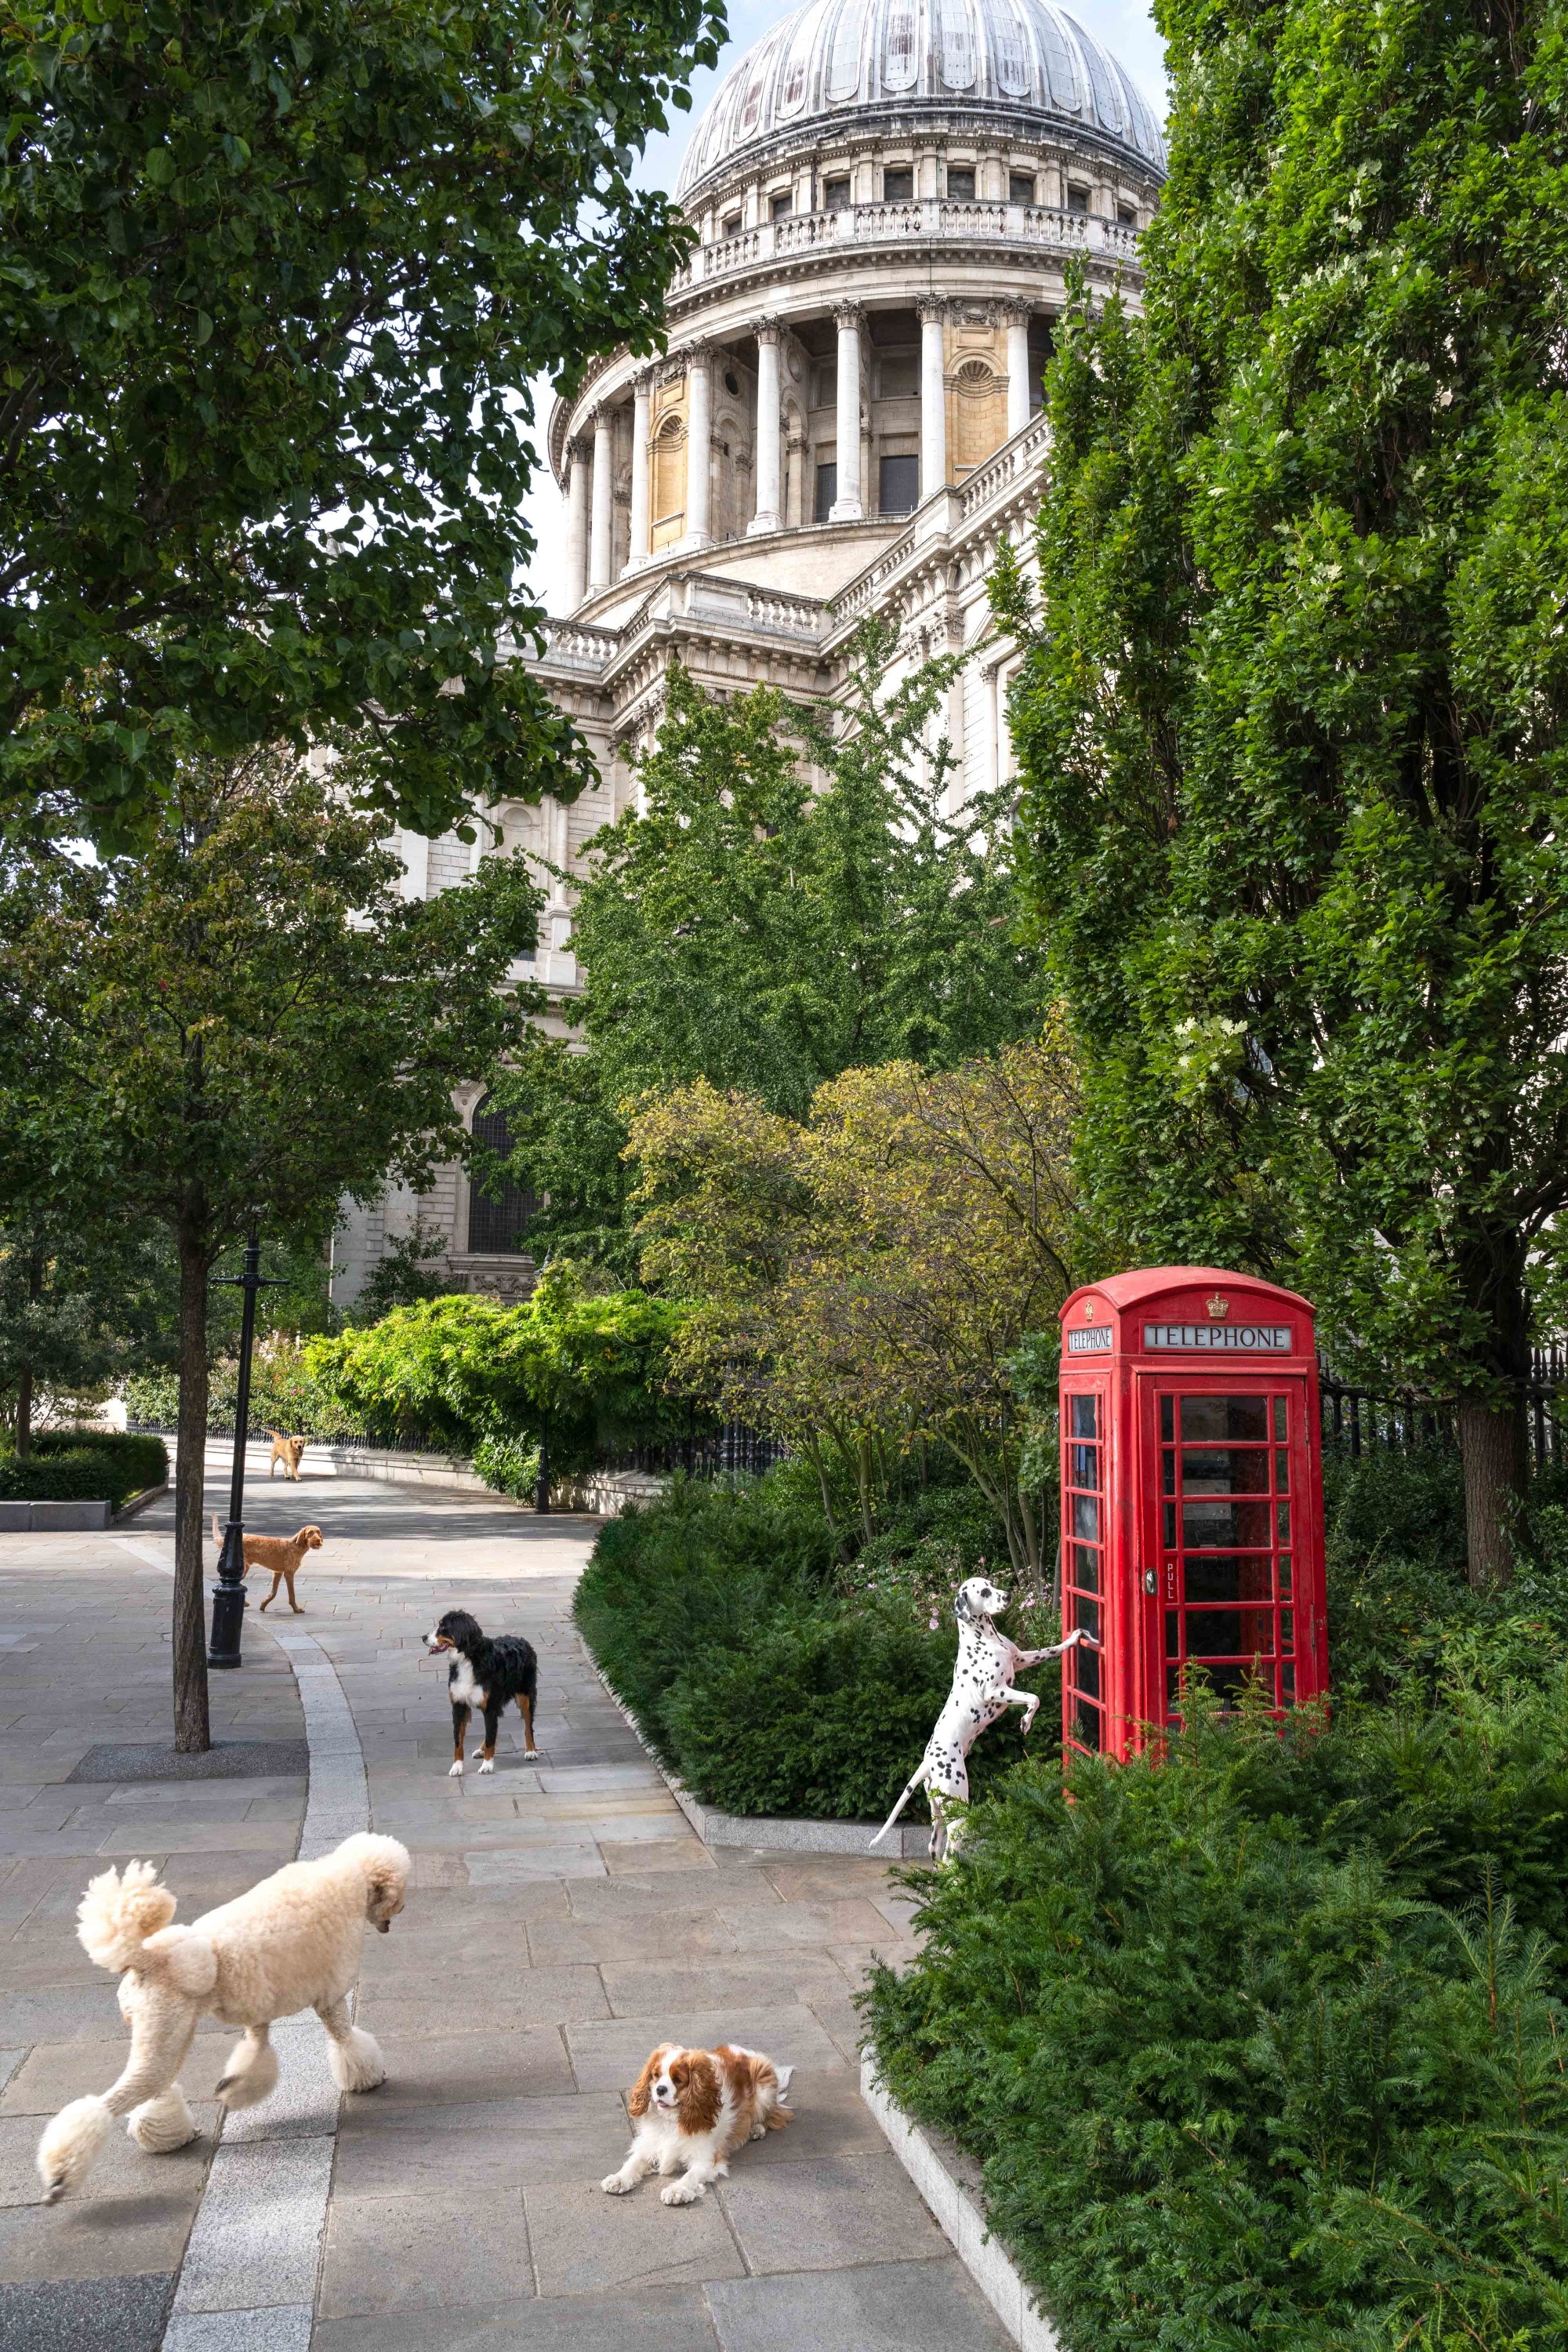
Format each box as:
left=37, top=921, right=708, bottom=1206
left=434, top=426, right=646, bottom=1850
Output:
left=868, top=1768, right=926, bottom=1852
left=76, top=1860, right=177, bottom=1974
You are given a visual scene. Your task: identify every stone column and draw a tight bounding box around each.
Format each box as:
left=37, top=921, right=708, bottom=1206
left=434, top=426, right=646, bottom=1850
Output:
left=829, top=302, right=864, bottom=521
left=919, top=296, right=947, bottom=498
left=628, top=373, right=652, bottom=568
left=564, top=437, right=590, bottom=608
left=588, top=408, right=614, bottom=593
left=1004, top=303, right=1032, bottom=437
left=684, top=347, right=713, bottom=545
left=748, top=320, right=782, bottom=535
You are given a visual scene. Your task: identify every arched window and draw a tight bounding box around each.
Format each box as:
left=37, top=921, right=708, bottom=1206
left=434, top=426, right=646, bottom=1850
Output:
left=467, top=1094, right=536, bottom=1254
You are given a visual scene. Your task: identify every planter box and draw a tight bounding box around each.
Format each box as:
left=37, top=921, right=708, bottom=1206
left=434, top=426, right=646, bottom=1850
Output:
left=861, top=2051, right=1062, bottom=2351
left=0, top=1499, right=111, bottom=1532
left=322, top=1445, right=494, bottom=1497
left=320, top=1446, right=662, bottom=1519
left=112, top=1483, right=169, bottom=1526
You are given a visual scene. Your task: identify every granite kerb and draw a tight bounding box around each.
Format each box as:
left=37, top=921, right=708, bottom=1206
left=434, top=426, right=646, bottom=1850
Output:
left=860, top=2049, right=1063, bottom=2352
left=590, top=1662, right=931, bottom=1860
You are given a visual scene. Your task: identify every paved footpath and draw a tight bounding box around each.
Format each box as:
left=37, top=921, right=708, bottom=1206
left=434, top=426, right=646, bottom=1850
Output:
left=0, top=1456, right=1011, bottom=2352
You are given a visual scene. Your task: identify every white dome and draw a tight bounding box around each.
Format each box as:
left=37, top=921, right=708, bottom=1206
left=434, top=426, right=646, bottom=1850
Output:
left=675, top=0, right=1166, bottom=198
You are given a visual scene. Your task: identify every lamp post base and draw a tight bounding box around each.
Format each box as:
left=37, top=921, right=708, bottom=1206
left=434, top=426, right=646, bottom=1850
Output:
left=209, top=1525, right=248, bottom=1668
left=209, top=1578, right=247, bottom=1668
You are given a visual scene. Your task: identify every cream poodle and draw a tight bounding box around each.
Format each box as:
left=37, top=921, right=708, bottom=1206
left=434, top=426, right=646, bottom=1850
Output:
left=37, top=1831, right=409, bottom=2201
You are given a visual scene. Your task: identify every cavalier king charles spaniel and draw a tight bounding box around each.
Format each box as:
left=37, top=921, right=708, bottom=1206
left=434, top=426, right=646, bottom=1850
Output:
left=601, top=2041, right=793, bottom=2205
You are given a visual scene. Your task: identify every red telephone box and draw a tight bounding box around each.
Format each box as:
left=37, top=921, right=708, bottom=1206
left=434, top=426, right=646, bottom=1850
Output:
left=1057, top=1269, right=1328, bottom=1762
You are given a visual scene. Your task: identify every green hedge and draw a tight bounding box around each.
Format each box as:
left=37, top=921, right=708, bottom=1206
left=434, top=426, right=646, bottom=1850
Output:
left=862, top=1689, right=1568, bottom=2350
left=574, top=1475, right=1051, bottom=1822
left=0, top=1432, right=168, bottom=1509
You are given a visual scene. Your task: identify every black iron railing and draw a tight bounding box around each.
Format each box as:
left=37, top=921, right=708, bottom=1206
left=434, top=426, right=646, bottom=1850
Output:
left=597, top=1425, right=789, bottom=1480
left=125, top=1418, right=458, bottom=1456
left=1318, top=1345, right=1568, bottom=1468
left=124, top=1417, right=786, bottom=1480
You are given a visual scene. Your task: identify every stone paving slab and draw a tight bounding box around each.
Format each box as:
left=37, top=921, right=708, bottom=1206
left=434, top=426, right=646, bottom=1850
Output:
left=704, top=2259, right=1013, bottom=2352
left=0, top=1459, right=1007, bottom=2351
left=0, top=1525, right=309, bottom=2345
left=313, top=2286, right=722, bottom=2352
left=0, top=2270, right=174, bottom=2352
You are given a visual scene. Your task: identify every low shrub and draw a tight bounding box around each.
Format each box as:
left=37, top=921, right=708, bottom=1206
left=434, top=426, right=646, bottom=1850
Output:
left=863, top=1687, right=1568, bottom=2350
left=306, top=1269, right=687, bottom=1464
left=575, top=1475, right=1058, bottom=1820
left=122, top=1340, right=366, bottom=1442
left=1326, top=1443, right=1568, bottom=1699
left=575, top=1475, right=834, bottom=1754
left=0, top=1431, right=167, bottom=1508
left=666, top=1599, right=1048, bottom=1820
left=841, top=1484, right=1039, bottom=1626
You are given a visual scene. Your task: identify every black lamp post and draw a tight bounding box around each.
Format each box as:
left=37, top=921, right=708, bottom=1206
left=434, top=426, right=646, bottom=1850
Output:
left=209, top=1232, right=285, bottom=1670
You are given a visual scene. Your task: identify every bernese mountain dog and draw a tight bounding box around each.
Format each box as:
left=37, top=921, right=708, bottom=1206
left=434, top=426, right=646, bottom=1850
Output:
left=422, top=1609, right=539, bottom=1776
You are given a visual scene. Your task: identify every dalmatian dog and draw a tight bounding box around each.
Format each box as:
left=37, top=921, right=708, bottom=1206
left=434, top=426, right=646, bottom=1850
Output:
left=869, top=1576, right=1095, bottom=1862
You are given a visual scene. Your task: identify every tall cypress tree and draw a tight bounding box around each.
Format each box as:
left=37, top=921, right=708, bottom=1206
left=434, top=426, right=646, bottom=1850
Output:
left=1003, top=0, right=1568, bottom=1588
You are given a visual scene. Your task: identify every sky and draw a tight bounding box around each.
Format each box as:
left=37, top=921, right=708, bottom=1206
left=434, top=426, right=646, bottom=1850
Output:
left=521, top=0, right=1168, bottom=613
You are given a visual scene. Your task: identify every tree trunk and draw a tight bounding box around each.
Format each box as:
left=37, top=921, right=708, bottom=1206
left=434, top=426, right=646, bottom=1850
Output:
left=14, top=1245, right=42, bottom=1457
left=173, top=1222, right=211, bottom=1752
left=1458, top=1399, right=1526, bottom=1594
left=1456, top=1245, right=1531, bottom=1593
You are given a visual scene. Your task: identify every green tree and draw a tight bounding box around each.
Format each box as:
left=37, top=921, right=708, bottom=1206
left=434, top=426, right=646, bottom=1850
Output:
left=0, top=1215, right=169, bottom=1454
left=0, top=747, right=540, bottom=1747
left=307, top=1263, right=687, bottom=1473
left=1000, top=0, right=1568, bottom=1589
left=495, top=630, right=1044, bottom=1262
left=2, top=0, right=723, bottom=848
left=630, top=1034, right=1078, bottom=1568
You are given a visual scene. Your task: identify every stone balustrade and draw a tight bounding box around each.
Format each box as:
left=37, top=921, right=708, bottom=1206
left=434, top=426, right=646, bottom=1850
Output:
left=957, top=411, right=1053, bottom=521
left=670, top=198, right=1139, bottom=293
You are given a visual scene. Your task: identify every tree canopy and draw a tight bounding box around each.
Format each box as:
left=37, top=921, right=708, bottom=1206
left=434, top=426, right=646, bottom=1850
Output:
left=494, top=633, right=1046, bottom=1267
left=630, top=1034, right=1078, bottom=1569
left=307, top=1264, right=687, bottom=1471
left=0, top=745, right=543, bottom=1744
left=2, top=0, right=724, bottom=848
left=1000, top=0, right=1568, bottom=1586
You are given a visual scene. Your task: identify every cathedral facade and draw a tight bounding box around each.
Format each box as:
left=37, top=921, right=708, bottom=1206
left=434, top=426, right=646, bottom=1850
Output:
left=332, top=0, right=1163, bottom=1311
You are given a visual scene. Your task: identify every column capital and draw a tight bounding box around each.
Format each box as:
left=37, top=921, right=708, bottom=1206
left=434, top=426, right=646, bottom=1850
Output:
left=630, top=365, right=656, bottom=395
left=998, top=299, right=1032, bottom=328
left=832, top=299, right=865, bottom=332
left=677, top=338, right=713, bottom=367
left=750, top=315, right=782, bottom=347
left=565, top=434, right=590, bottom=463
left=916, top=294, right=949, bottom=326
